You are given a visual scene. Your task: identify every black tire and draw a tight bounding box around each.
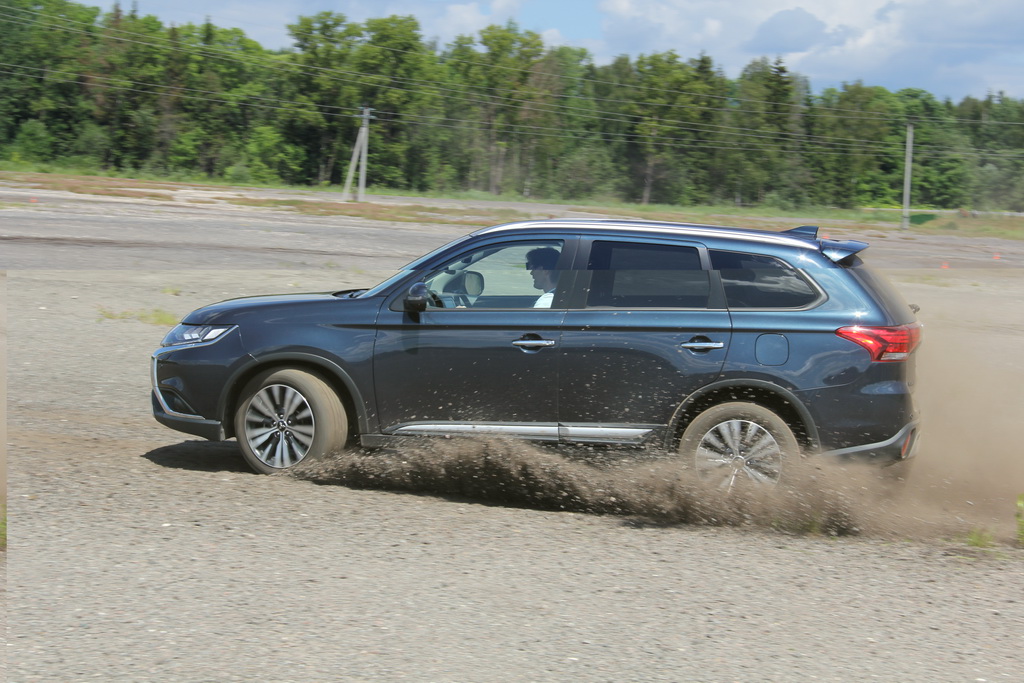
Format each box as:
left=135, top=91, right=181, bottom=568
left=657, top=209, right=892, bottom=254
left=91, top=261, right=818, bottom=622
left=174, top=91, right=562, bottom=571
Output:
left=234, top=368, right=348, bottom=474
left=679, top=402, right=799, bottom=490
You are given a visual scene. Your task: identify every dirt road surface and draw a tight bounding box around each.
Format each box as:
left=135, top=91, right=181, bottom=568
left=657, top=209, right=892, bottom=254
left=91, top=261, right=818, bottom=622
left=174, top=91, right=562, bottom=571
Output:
left=3, top=184, right=1023, bottom=681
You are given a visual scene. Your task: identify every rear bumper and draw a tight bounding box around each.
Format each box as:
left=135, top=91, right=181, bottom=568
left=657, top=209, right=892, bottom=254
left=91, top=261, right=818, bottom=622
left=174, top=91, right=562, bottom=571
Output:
left=819, top=421, right=920, bottom=464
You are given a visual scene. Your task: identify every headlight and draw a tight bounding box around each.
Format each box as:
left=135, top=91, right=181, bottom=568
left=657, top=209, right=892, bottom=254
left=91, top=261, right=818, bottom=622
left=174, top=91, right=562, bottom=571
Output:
left=161, top=324, right=236, bottom=347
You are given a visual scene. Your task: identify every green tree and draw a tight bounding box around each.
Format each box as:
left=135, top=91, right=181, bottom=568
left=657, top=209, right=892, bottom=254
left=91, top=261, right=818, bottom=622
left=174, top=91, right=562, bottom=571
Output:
left=10, top=119, right=55, bottom=161
left=285, top=12, right=362, bottom=184
left=728, top=57, right=810, bottom=207
left=0, top=0, right=101, bottom=154
left=350, top=15, right=442, bottom=189
left=897, top=89, right=972, bottom=207
left=628, top=51, right=701, bottom=204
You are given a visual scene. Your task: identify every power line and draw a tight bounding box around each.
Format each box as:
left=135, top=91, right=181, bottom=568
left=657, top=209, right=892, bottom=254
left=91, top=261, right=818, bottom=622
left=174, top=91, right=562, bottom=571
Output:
left=1, top=10, right=1007, bottom=158
left=1, top=60, right=988, bottom=160
left=0, top=61, right=358, bottom=115
left=5, top=61, right=1024, bottom=162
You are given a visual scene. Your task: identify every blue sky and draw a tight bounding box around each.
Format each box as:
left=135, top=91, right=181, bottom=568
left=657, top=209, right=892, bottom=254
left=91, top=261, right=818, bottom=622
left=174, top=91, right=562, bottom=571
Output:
left=124, top=0, right=1024, bottom=101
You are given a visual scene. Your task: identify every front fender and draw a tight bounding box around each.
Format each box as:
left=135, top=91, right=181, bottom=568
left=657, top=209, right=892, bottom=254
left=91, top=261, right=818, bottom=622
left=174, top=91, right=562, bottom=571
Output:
left=219, top=351, right=376, bottom=439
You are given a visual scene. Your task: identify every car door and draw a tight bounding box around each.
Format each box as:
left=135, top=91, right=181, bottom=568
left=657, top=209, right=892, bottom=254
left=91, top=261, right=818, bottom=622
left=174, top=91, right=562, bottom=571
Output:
left=372, top=238, right=574, bottom=439
left=558, top=238, right=731, bottom=443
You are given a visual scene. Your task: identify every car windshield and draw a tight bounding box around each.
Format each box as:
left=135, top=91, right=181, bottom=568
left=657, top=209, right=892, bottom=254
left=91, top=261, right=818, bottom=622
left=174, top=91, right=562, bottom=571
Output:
left=357, top=233, right=476, bottom=298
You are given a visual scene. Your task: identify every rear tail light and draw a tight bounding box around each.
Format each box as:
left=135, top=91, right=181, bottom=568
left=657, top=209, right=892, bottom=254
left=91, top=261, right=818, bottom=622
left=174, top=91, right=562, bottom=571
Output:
left=836, top=322, right=922, bottom=361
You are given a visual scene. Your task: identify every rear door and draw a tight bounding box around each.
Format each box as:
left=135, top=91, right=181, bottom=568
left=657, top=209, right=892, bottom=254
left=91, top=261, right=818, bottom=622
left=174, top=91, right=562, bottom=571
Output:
left=558, top=238, right=731, bottom=443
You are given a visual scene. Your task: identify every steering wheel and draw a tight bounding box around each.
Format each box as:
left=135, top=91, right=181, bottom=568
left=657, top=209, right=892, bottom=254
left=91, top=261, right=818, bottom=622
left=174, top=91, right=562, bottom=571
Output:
left=427, top=289, right=445, bottom=308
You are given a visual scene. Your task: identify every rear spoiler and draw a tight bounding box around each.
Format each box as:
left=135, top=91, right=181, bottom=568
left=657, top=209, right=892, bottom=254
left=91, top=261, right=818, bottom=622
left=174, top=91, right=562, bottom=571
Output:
left=783, top=225, right=869, bottom=264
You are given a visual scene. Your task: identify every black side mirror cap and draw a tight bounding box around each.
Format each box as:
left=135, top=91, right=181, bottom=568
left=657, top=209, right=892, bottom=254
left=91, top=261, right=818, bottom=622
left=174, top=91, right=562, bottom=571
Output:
left=404, top=283, right=429, bottom=313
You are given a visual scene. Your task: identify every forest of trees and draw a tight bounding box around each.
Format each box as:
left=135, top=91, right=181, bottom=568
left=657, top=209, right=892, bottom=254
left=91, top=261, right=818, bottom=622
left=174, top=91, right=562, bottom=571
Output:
left=2, top=0, right=1023, bottom=210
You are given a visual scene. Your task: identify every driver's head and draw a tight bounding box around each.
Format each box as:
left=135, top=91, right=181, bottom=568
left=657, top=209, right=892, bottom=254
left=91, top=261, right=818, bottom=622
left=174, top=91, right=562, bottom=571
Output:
left=526, top=247, right=560, bottom=291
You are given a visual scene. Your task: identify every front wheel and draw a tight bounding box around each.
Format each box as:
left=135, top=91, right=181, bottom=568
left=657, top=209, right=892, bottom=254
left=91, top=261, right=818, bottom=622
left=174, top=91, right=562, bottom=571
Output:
left=234, top=368, right=348, bottom=474
left=679, top=402, right=799, bottom=491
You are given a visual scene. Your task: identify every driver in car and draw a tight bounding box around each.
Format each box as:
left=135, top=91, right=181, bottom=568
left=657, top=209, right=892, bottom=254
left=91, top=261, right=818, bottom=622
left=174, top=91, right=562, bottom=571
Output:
left=526, top=247, right=560, bottom=308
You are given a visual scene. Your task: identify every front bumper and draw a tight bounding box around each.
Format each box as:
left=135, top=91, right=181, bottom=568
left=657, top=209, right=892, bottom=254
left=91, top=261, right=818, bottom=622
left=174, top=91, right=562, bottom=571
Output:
left=152, top=390, right=225, bottom=441
left=151, top=334, right=243, bottom=441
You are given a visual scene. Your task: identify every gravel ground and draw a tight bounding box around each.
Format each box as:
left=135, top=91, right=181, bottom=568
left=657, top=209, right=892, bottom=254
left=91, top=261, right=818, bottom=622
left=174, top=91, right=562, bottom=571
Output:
left=3, top=187, right=1024, bottom=681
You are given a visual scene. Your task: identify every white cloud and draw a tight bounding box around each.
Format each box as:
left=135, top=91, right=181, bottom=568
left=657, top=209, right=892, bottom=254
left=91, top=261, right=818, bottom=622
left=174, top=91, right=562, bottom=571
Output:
left=490, top=0, right=525, bottom=15
left=702, top=18, right=722, bottom=40
left=744, top=7, right=828, bottom=53
left=590, top=0, right=1024, bottom=98
left=440, top=3, right=492, bottom=37
left=541, top=27, right=568, bottom=47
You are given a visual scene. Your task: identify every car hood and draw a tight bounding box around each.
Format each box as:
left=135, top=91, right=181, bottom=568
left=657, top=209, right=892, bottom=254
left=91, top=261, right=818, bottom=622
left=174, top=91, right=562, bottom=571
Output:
left=182, top=290, right=376, bottom=325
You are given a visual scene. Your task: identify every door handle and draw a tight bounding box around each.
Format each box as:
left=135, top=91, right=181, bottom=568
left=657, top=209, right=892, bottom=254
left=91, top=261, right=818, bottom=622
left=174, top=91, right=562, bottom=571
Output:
left=512, top=339, right=556, bottom=349
left=680, top=340, right=724, bottom=350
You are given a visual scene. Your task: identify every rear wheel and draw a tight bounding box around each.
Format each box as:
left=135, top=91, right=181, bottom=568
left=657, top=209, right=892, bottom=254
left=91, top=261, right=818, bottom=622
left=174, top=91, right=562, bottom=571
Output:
left=679, top=402, right=799, bottom=491
left=234, top=368, right=348, bottom=474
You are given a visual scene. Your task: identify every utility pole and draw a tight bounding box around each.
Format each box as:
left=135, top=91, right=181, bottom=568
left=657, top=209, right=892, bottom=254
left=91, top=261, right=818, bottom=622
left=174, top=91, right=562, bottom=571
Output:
left=901, top=121, right=914, bottom=230
left=341, top=107, right=374, bottom=202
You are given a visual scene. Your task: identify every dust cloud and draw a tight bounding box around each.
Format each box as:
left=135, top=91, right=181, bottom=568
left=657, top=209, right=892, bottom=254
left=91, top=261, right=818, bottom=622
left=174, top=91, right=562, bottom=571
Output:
left=292, top=438, right=862, bottom=536
left=290, top=416, right=1019, bottom=543
left=292, top=272, right=1024, bottom=545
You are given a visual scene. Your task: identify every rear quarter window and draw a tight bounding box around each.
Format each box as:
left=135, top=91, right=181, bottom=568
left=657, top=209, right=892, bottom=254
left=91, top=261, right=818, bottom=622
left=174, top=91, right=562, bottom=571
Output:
left=710, top=250, right=821, bottom=309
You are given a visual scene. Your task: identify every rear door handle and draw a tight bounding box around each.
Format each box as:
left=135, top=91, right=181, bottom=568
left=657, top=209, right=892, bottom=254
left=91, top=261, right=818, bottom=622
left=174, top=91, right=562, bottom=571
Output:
left=512, top=339, right=556, bottom=349
left=680, top=340, right=724, bottom=350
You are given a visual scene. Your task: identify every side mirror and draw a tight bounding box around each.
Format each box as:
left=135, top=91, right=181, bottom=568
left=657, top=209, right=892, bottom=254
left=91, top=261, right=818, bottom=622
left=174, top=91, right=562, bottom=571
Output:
left=463, top=270, right=484, bottom=297
left=404, top=282, right=430, bottom=313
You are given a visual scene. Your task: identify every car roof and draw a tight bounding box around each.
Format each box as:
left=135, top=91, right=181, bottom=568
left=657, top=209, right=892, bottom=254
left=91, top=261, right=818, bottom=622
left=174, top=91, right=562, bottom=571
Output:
left=472, top=218, right=818, bottom=250
left=472, top=219, right=872, bottom=263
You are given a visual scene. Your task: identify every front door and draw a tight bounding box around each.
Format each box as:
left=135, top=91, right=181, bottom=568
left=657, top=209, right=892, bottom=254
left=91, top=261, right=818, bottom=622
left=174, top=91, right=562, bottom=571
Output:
left=373, top=238, right=570, bottom=439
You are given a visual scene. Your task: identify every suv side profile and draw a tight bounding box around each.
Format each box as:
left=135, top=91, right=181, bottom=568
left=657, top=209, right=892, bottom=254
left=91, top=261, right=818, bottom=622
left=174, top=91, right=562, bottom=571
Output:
left=153, top=219, right=921, bottom=486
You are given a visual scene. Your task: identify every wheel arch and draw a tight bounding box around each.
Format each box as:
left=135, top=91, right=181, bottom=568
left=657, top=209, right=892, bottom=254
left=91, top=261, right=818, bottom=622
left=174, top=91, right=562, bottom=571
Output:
left=220, top=352, right=369, bottom=442
left=667, top=379, right=820, bottom=453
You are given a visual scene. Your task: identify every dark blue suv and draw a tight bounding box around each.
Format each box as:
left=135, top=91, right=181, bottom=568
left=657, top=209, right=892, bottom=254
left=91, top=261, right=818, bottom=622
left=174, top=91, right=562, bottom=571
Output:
left=152, top=219, right=921, bottom=486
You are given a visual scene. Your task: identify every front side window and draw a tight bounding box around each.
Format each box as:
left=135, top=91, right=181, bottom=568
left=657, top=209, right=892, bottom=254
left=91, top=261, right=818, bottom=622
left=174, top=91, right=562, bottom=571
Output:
left=585, top=241, right=710, bottom=308
left=710, top=250, right=820, bottom=309
left=420, top=240, right=565, bottom=309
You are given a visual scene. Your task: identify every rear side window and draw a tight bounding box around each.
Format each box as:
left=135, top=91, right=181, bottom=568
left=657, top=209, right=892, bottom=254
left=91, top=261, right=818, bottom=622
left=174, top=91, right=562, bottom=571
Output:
left=710, top=250, right=820, bottom=309
left=586, top=241, right=709, bottom=308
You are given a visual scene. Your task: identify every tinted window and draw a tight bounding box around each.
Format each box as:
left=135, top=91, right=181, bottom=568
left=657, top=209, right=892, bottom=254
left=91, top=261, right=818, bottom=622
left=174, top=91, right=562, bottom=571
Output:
left=710, top=250, right=820, bottom=309
left=586, top=241, right=709, bottom=308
